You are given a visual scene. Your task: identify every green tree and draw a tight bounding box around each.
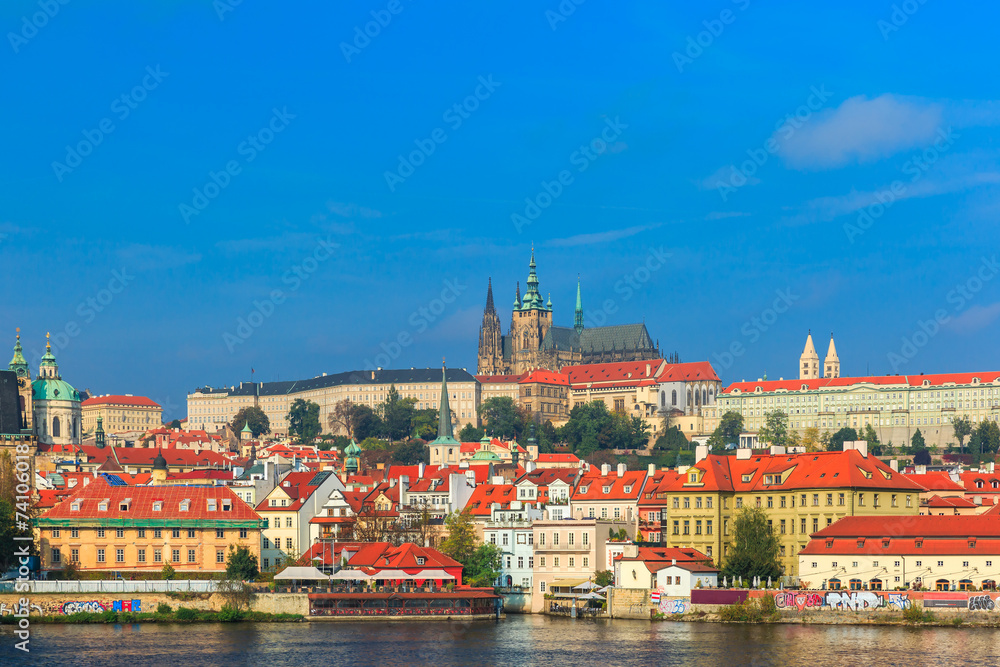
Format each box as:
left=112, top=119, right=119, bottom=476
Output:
left=393, top=440, right=428, bottom=465
left=911, top=429, right=926, bottom=451
left=953, top=416, right=973, bottom=453
left=707, top=411, right=744, bottom=452
left=654, top=426, right=688, bottom=452
left=225, top=544, right=260, bottom=581
left=538, top=420, right=558, bottom=453
left=410, top=408, right=438, bottom=440
left=377, top=385, right=417, bottom=442
left=478, top=396, right=527, bottom=440
left=913, top=448, right=931, bottom=466
left=977, top=420, right=1000, bottom=457
left=359, top=437, right=390, bottom=451
left=800, top=426, right=821, bottom=453
left=586, top=449, right=618, bottom=468
left=458, top=424, right=483, bottom=442
left=440, top=510, right=480, bottom=568
left=161, top=563, right=176, bottom=580
left=167, top=419, right=182, bottom=429
left=757, top=410, right=793, bottom=448
left=721, top=506, right=782, bottom=582
left=828, top=427, right=858, bottom=452
left=352, top=404, right=383, bottom=441
left=287, top=399, right=321, bottom=443
left=860, top=424, right=883, bottom=456
left=594, top=570, right=614, bottom=587
left=232, top=406, right=271, bottom=438
left=465, top=544, right=503, bottom=587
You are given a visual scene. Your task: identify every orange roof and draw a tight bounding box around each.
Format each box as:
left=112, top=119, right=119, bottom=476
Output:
left=801, top=516, right=1000, bottom=556
left=475, top=373, right=528, bottom=383
left=464, top=484, right=519, bottom=515
left=347, top=542, right=462, bottom=570
left=564, top=359, right=719, bottom=389
left=925, top=494, right=978, bottom=508
left=82, top=395, right=161, bottom=408
left=519, top=369, right=569, bottom=385
left=959, top=472, right=1000, bottom=493
left=573, top=469, right=646, bottom=501
left=905, top=472, right=966, bottom=493
left=536, top=453, right=580, bottom=463
left=255, top=471, right=331, bottom=512
left=724, top=372, right=1000, bottom=394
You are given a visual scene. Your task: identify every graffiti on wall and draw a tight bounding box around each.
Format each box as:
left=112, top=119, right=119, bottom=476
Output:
left=968, top=595, right=996, bottom=612
left=885, top=593, right=911, bottom=610
left=0, top=602, right=43, bottom=616
left=61, top=601, right=106, bottom=614
left=659, top=598, right=687, bottom=614
left=112, top=600, right=141, bottom=613
left=773, top=592, right=823, bottom=611
left=825, top=592, right=881, bottom=611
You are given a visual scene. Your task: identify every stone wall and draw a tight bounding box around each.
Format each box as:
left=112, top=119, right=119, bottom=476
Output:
left=0, top=592, right=309, bottom=617
left=608, top=587, right=651, bottom=619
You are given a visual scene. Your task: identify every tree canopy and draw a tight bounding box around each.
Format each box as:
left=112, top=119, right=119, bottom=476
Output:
left=721, top=506, right=783, bottom=582
left=287, top=398, right=321, bottom=443
left=559, top=401, right=649, bottom=455
left=225, top=544, right=259, bottom=581
left=707, top=411, right=743, bottom=452
left=654, top=426, right=688, bottom=452
left=757, top=410, right=795, bottom=448
left=377, top=385, right=417, bottom=441
left=828, top=427, right=858, bottom=452
left=458, top=424, right=484, bottom=442
left=910, top=428, right=926, bottom=451
left=233, top=406, right=271, bottom=438
left=478, top=396, right=527, bottom=440
left=953, top=415, right=973, bottom=452
left=439, top=509, right=501, bottom=586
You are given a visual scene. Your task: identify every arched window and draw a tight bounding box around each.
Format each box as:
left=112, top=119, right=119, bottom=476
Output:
left=849, top=579, right=862, bottom=590
left=672, top=390, right=677, bottom=406
left=828, top=578, right=841, bottom=590
left=702, top=389, right=708, bottom=404
left=660, top=393, right=666, bottom=407
left=687, top=390, right=692, bottom=405
left=52, top=416, right=60, bottom=438
left=983, top=580, right=996, bottom=591
left=959, top=579, right=974, bottom=591
left=935, top=579, right=951, bottom=591
left=869, top=579, right=883, bottom=591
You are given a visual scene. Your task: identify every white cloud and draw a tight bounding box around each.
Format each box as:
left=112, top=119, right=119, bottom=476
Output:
left=775, top=94, right=944, bottom=169
left=946, top=302, right=1000, bottom=334
left=547, top=224, right=661, bottom=248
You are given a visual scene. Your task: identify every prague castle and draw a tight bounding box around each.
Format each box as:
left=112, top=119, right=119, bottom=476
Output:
left=477, top=249, right=661, bottom=375
left=799, top=330, right=840, bottom=380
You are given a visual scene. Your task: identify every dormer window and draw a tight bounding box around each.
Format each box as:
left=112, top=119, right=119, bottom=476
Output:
left=222, top=500, right=232, bottom=511
left=119, top=499, right=131, bottom=512
left=153, top=501, right=163, bottom=512
left=98, top=499, right=109, bottom=512
left=71, top=501, right=81, bottom=512
left=416, top=557, right=425, bottom=565
left=741, top=474, right=752, bottom=483
left=207, top=500, right=217, bottom=512
left=624, top=486, right=632, bottom=494
left=180, top=499, right=191, bottom=512
left=602, top=486, right=611, bottom=494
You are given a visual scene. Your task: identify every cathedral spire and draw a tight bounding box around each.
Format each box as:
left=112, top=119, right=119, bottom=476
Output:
left=514, top=281, right=521, bottom=309
left=436, top=361, right=456, bottom=441
left=484, top=277, right=496, bottom=315
left=522, top=245, right=548, bottom=310
left=574, top=277, right=584, bottom=334
left=9, top=328, right=28, bottom=378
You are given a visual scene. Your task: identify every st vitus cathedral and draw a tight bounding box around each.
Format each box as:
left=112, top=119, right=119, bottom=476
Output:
left=477, top=249, right=663, bottom=375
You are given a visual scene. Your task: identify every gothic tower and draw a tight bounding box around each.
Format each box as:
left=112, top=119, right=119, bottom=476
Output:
left=509, top=247, right=553, bottom=373
left=574, top=277, right=584, bottom=335
left=477, top=278, right=505, bottom=375
left=799, top=331, right=819, bottom=380
left=824, top=333, right=840, bottom=378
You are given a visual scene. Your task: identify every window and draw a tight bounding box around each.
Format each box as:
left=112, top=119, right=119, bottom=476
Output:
left=735, top=497, right=743, bottom=509
left=838, top=493, right=845, bottom=506
left=583, top=557, right=589, bottom=568
left=540, top=582, right=546, bottom=592
left=172, top=528, right=181, bottom=539
left=673, top=521, right=680, bottom=535
left=154, top=549, right=162, bottom=563
left=216, top=529, right=225, bottom=539
left=858, top=493, right=865, bottom=507
left=780, top=519, right=786, bottom=534
left=696, top=497, right=703, bottom=509
left=116, top=528, right=124, bottom=538
left=684, top=498, right=690, bottom=509
left=540, top=533, right=545, bottom=546
left=695, top=520, right=702, bottom=535
left=138, top=549, right=146, bottom=563
left=706, top=497, right=713, bottom=509
left=826, top=494, right=833, bottom=506
left=569, top=557, right=575, bottom=568
left=286, top=538, right=293, bottom=550
left=188, top=529, right=196, bottom=539
left=71, top=548, right=79, bottom=563
left=172, top=549, right=181, bottom=562
left=568, top=533, right=575, bottom=545
left=683, top=520, right=690, bottom=535
left=723, top=520, right=729, bottom=536
left=801, top=518, right=807, bottom=534
left=97, top=528, right=105, bottom=538
left=217, top=550, right=225, bottom=564
left=71, top=528, right=79, bottom=538
left=780, top=496, right=786, bottom=508
left=553, top=533, right=560, bottom=546
left=97, top=549, right=106, bottom=563
left=154, top=528, right=162, bottom=539
left=138, top=528, right=146, bottom=538
left=812, top=518, right=818, bottom=533
left=116, top=549, right=125, bottom=563
left=813, top=494, right=819, bottom=507
left=52, top=528, right=61, bottom=538
left=51, top=548, right=61, bottom=564
left=554, top=557, right=560, bottom=567
left=672, top=497, right=680, bottom=509
left=285, top=517, right=293, bottom=528
left=582, top=533, right=588, bottom=546
left=706, top=520, right=713, bottom=535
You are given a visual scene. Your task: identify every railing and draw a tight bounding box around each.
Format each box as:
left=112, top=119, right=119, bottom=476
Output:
left=16, top=579, right=219, bottom=594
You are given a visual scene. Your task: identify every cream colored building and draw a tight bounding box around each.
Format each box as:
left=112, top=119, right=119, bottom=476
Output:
left=720, top=371, right=1000, bottom=449
left=188, top=368, right=480, bottom=437
left=82, top=395, right=162, bottom=435
left=476, top=373, right=524, bottom=405
left=255, top=469, right=343, bottom=570
left=531, top=517, right=634, bottom=612
left=800, top=515, right=1000, bottom=591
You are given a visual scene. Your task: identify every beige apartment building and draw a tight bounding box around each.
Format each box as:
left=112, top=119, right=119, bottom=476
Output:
left=81, top=395, right=163, bottom=435
left=188, top=367, right=480, bottom=437
left=531, top=517, right=635, bottom=612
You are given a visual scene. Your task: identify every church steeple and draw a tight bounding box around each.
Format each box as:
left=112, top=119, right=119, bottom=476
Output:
left=521, top=245, right=549, bottom=311
left=574, top=277, right=584, bottom=335
left=8, top=328, right=28, bottom=379
left=484, top=277, right=496, bottom=315
left=478, top=278, right=504, bottom=375
left=437, top=362, right=454, bottom=440
left=513, top=281, right=521, bottom=309
left=95, top=416, right=106, bottom=449
left=799, top=330, right=819, bottom=380
left=38, top=333, right=60, bottom=380
left=824, top=333, right=840, bottom=378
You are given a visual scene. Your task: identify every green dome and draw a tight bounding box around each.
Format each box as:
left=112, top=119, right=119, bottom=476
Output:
left=345, top=439, right=362, bottom=456
left=471, top=450, right=500, bottom=461
left=32, top=378, right=80, bottom=402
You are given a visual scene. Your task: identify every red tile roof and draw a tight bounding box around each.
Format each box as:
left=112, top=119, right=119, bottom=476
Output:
left=801, top=516, right=1000, bottom=556
left=536, top=453, right=580, bottom=463
left=905, top=472, right=966, bottom=493
left=464, top=484, right=519, bottom=515
left=958, top=472, right=1000, bottom=493
left=39, top=477, right=260, bottom=524
left=925, top=495, right=978, bottom=509
left=475, top=373, right=527, bottom=383
left=573, top=469, right=646, bottom=501
left=82, top=395, right=161, bottom=408
left=519, top=370, right=569, bottom=385
left=657, top=361, right=720, bottom=383
left=347, top=542, right=461, bottom=570
left=255, top=471, right=330, bottom=512
left=723, top=372, right=1000, bottom=394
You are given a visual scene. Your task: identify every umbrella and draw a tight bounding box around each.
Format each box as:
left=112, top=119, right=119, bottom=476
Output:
left=767, top=577, right=772, bottom=588
left=573, top=581, right=598, bottom=590
left=581, top=592, right=606, bottom=600
left=596, top=586, right=610, bottom=594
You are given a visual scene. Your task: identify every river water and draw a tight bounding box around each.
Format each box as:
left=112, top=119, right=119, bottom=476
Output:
left=3, top=615, right=999, bottom=666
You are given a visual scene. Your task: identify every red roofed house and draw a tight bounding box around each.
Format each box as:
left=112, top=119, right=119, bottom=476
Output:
left=36, top=476, right=262, bottom=573
left=341, top=542, right=464, bottom=585
left=800, top=515, right=1000, bottom=591
left=614, top=544, right=716, bottom=593
left=535, top=452, right=581, bottom=469
left=514, top=467, right=579, bottom=520
left=920, top=495, right=982, bottom=516
left=256, top=470, right=344, bottom=571
left=570, top=463, right=648, bottom=524
left=565, top=360, right=722, bottom=444
left=518, top=369, right=570, bottom=425
left=81, top=394, right=162, bottom=435
left=719, top=368, right=1000, bottom=448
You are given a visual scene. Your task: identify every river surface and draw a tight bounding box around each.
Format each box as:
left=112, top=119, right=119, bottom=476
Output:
left=3, top=615, right=999, bottom=666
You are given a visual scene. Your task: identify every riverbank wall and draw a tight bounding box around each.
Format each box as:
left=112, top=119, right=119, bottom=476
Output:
left=0, top=592, right=308, bottom=617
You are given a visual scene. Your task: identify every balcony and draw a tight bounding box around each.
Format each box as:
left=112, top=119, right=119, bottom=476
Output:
left=484, top=520, right=533, bottom=529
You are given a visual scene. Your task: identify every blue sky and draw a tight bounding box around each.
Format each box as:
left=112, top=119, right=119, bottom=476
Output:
left=2, top=1, right=999, bottom=419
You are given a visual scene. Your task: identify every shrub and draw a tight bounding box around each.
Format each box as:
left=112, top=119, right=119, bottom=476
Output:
left=217, top=605, right=245, bottom=622
left=156, top=603, right=172, bottom=615
left=101, top=610, right=118, bottom=623
left=718, top=597, right=780, bottom=623
left=902, top=604, right=934, bottom=624
left=175, top=606, right=198, bottom=621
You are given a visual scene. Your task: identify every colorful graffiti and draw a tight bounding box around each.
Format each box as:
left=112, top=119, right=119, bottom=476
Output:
left=773, top=592, right=823, bottom=611
left=886, top=593, right=911, bottom=610
left=0, top=602, right=43, bottom=616
left=659, top=598, right=687, bottom=614
left=112, top=600, right=141, bottom=613
left=61, top=601, right=106, bottom=614
left=968, top=595, right=996, bottom=612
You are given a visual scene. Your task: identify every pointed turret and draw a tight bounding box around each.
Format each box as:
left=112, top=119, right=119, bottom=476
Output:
left=824, top=333, right=840, bottom=378
left=514, top=282, right=521, bottom=309
left=574, top=278, right=584, bottom=334
left=484, top=277, right=496, bottom=315
left=430, top=363, right=460, bottom=447
left=152, top=448, right=168, bottom=484
left=8, top=328, right=28, bottom=379
left=38, top=333, right=60, bottom=380
left=95, top=416, right=106, bottom=449
left=478, top=278, right=504, bottom=375
left=799, top=330, right=819, bottom=380
left=522, top=245, right=548, bottom=310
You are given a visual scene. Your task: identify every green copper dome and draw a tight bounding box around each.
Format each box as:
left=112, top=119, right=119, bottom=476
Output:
left=471, top=450, right=500, bottom=461
left=345, top=439, right=362, bottom=456
left=32, top=378, right=80, bottom=402
left=8, top=331, right=28, bottom=378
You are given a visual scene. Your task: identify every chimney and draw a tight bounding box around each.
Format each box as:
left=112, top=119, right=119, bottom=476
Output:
left=854, top=441, right=868, bottom=458
left=526, top=461, right=537, bottom=473
left=418, top=462, right=426, bottom=479
left=916, top=464, right=927, bottom=475
left=890, top=460, right=899, bottom=472
left=648, top=463, right=656, bottom=476
left=695, top=445, right=709, bottom=462
left=617, top=463, right=626, bottom=478
left=769, top=445, right=785, bottom=456
left=601, top=463, right=611, bottom=476
left=645, top=363, right=651, bottom=377
left=672, top=558, right=676, bottom=566
left=736, top=448, right=752, bottom=460
left=976, top=496, right=983, bottom=505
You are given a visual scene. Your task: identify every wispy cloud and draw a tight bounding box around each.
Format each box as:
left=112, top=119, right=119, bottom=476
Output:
left=776, top=94, right=944, bottom=169
left=705, top=211, right=750, bottom=220
left=946, top=302, right=1000, bottom=334
left=546, top=224, right=661, bottom=248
